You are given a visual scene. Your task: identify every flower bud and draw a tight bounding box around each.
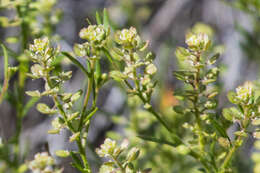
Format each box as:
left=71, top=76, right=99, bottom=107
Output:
left=185, top=33, right=210, bottom=51
left=126, top=147, right=140, bottom=162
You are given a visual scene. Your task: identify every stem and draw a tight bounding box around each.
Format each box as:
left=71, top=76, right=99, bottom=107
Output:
left=219, top=137, right=242, bottom=173
left=76, top=139, right=90, bottom=173
left=111, top=156, right=125, bottom=173
left=78, top=60, right=95, bottom=131
left=0, top=75, right=9, bottom=104
left=193, top=52, right=205, bottom=153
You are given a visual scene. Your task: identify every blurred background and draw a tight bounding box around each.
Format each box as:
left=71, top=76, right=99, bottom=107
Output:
left=1, top=0, right=260, bottom=172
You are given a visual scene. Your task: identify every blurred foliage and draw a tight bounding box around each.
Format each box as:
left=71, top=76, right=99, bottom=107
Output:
left=1, top=0, right=260, bottom=173
left=0, top=0, right=61, bottom=172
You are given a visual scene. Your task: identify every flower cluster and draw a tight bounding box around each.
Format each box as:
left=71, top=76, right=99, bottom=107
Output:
left=27, top=38, right=82, bottom=134
left=96, top=138, right=148, bottom=173
left=29, top=37, right=59, bottom=67
left=235, top=81, right=253, bottom=105
left=110, top=27, right=156, bottom=107
left=96, top=138, right=117, bottom=157
left=75, top=24, right=110, bottom=59
left=185, top=33, right=210, bottom=51
left=224, top=81, right=260, bottom=129
left=114, top=27, right=142, bottom=49
left=28, top=152, right=62, bottom=173
left=79, top=25, right=109, bottom=47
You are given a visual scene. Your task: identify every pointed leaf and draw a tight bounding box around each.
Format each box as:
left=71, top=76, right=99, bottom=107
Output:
left=61, top=52, right=90, bottom=77
left=96, top=11, right=102, bottom=25
left=103, top=8, right=110, bottom=29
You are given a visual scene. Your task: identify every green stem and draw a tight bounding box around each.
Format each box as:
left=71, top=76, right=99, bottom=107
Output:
left=219, top=137, right=242, bottom=173
left=76, top=139, right=90, bottom=173
left=111, top=156, right=125, bottom=173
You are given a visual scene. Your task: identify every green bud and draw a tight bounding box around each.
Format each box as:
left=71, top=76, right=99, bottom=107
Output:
left=145, top=63, right=157, bottom=75
left=79, top=24, right=108, bottom=47
left=71, top=90, right=82, bottom=102
left=69, top=132, right=80, bottom=143
left=36, top=103, right=57, bottom=115
left=26, top=90, right=41, bottom=97
left=110, top=70, right=128, bottom=82
left=126, top=147, right=140, bottom=162
left=55, top=150, right=70, bottom=158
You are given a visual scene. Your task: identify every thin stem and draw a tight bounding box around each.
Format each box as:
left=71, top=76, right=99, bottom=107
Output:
left=76, top=139, right=90, bottom=173
left=111, top=156, right=125, bottom=173
left=78, top=60, right=95, bottom=131
left=219, top=137, right=242, bottom=173
left=0, top=75, right=9, bottom=104
left=193, top=52, right=206, bottom=153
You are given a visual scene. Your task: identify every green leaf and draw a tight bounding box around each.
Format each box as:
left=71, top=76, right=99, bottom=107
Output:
left=36, top=103, right=57, bottom=115
left=70, top=152, right=84, bottom=171
left=173, top=70, right=193, bottom=81
left=173, top=105, right=184, bottom=114
left=208, top=117, right=231, bottom=146
left=175, top=47, right=190, bottom=60
left=222, top=107, right=243, bottom=121
left=71, top=90, right=83, bottom=102
left=69, top=132, right=80, bottom=142
left=61, top=52, right=90, bottom=77
left=22, top=97, right=39, bottom=118
left=25, top=90, right=41, bottom=97
left=56, top=150, right=70, bottom=158
left=103, top=8, right=110, bottom=29
left=234, top=131, right=247, bottom=137
left=110, top=70, right=128, bottom=82
left=227, top=91, right=237, bottom=104
left=208, top=53, right=220, bottom=65
left=96, top=11, right=102, bottom=25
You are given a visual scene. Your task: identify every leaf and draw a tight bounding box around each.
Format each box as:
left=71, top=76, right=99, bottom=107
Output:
left=71, top=90, right=83, bottom=102
left=234, top=131, right=247, bottom=137
left=69, top=132, right=80, bottom=142
left=36, top=103, right=57, bottom=115
left=95, top=11, right=102, bottom=25
left=208, top=53, right=220, bottom=65
left=138, top=135, right=179, bottom=147
left=70, top=152, right=84, bottom=171
left=222, top=107, right=243, bottom=121
left=22, top=97, right=39, bottom=118
left=175, top=47, right=190, bottom=60
left=110, top=70, right=128, bottom=82
left=84, top=107, right=98, bottom=123
left=56, top=150, right=70, bottom=158
left=61, top=52, right=90, bottom=77
left=227, top=91, right=237, bottom=104
left=25, top=90, right=41, bottom=97
left=103, top=8, right=110, bottom=29
left=173, top=105, right=184, bottom=114
left=208, top=117, right=231, bottom=146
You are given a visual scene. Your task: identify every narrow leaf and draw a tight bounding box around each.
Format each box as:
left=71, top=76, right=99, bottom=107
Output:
left=96, top=11, right=102, bottom=25
left=208, top=117, right=231, bottom=146
left=61, top=52, right=90, bottom=77
left=22, top=97, right=39, bottom=117
left=103, top=8, right=109, bottom=29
